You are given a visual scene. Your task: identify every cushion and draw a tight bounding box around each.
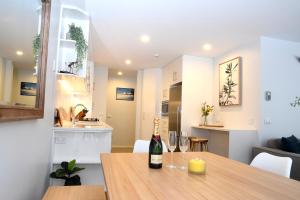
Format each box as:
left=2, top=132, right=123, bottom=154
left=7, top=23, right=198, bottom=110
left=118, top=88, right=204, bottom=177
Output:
left=281, top=135, right=300, bottom=153
left=267, top=139, right=282, bottom=149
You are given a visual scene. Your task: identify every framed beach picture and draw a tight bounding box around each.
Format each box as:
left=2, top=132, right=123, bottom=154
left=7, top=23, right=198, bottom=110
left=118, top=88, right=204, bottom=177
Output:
left=116, top=87, right=135, bottom=101
left=20, top=82, right=37, bottom=96
left=219, top=57, right=241, bottom=106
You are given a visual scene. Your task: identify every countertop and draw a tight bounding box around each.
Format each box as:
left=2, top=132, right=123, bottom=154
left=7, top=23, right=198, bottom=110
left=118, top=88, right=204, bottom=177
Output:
left=192, top=125, right=256, bottom=132
left=53, top=121, right=113, bottom=132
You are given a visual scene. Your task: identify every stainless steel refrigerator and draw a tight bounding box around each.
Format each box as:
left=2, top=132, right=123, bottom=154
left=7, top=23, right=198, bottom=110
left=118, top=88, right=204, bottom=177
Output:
left=168, top=82, right=182, bottom=151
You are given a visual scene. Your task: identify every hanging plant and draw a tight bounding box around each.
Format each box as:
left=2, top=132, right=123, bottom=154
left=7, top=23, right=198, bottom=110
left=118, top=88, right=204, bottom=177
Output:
left=68, top=23, right=88, bottom=71
left=32, top=34, right=40, bottom=64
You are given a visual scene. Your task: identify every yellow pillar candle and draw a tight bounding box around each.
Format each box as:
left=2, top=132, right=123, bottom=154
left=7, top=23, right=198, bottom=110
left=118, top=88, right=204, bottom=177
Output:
left=188, top=158, right=206, bottom=174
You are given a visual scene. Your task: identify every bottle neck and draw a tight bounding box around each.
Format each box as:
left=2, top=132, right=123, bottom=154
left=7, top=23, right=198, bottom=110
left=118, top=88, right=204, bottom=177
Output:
left=153, top=118, right=160, bottom=136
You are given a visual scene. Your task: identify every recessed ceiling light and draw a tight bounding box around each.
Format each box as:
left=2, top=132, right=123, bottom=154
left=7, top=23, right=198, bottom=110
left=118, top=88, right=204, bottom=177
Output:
left=117, top=71, right=123, bottom=76
left=16, top=50, right=23, bottom=56
left=125, top=59, right=132, bottom=65
left=153, top=53, right=159, bottom=58
left=203, top=43, right=212, bottom=51
left=140, top=35, right=150, bottom=43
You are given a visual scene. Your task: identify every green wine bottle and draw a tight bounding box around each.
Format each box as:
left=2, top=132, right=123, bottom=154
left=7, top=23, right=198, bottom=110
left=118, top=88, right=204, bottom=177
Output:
left=149, top=118, right=163, bottom=169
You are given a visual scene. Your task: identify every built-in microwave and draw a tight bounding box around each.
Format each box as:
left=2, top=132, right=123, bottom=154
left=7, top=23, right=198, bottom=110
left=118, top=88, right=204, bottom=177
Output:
left=161, top=101, right=169, bottom=116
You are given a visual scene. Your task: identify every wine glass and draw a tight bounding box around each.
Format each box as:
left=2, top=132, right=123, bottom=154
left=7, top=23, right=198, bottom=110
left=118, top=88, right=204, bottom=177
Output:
left=179, top=131, right=189, bottom=170
left=167, top=131, right=177, bottom=169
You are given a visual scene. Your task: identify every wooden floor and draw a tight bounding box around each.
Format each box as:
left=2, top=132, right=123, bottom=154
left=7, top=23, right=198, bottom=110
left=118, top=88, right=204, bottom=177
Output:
left=111, top=147, right=133, bottom=153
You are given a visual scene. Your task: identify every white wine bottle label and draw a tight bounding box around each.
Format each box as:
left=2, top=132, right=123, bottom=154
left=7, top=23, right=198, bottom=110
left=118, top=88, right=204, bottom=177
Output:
left=151, top=155, right=162, bottom=164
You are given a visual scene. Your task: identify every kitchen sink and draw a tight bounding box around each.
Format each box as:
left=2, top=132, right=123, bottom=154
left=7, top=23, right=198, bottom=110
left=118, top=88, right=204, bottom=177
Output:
left=75, top=121, right=102, bottom=126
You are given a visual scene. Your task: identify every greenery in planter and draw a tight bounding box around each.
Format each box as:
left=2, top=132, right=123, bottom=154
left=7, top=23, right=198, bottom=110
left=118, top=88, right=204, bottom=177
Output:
left=68, top=23, right=88, bottom=72
left=201, top=102, right=214, bottom=125
left=32, top=34, right=40, bottom=64
left=50, top=159, right=84, bottom=186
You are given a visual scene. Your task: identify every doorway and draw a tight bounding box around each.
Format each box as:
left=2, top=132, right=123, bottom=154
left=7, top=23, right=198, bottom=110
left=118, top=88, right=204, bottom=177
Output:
left=106, top=69, right=137, bottom=153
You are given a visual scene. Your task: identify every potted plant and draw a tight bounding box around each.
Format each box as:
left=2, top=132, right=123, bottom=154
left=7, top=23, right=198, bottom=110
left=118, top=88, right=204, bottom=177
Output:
left=32, top=34, right=40, bottom=66
left=50, top=159, right=84, bottom=186
left=68, top=23, right=88, bottom=73
left=201, top=102, right=214, bottom=126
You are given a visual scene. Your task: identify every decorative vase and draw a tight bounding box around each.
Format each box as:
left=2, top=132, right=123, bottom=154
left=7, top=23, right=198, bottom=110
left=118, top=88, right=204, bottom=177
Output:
left=203, top=116, right=208, bottom=126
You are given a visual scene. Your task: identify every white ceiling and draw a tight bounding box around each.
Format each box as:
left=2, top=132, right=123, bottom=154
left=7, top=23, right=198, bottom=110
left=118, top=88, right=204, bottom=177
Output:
left=0, top=0, right=39, bottom=68
left=83, top=0, right=300, bottom=70
left=2, top=0, right=300, bottom=70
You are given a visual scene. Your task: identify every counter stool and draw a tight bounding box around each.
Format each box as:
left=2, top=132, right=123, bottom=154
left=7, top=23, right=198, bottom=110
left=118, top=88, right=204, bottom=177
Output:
left=188, top=137, right=208, bottom=152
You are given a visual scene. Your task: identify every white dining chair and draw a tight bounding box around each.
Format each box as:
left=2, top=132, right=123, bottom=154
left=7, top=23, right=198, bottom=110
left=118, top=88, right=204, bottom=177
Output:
left=133, top=140, right=168, bottom=153
left=250, top=152, right=292, bottom=178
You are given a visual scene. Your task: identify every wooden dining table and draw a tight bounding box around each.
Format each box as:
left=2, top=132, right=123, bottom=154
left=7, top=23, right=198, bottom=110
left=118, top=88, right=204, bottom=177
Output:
left=100, top=152, right=300, bottom=200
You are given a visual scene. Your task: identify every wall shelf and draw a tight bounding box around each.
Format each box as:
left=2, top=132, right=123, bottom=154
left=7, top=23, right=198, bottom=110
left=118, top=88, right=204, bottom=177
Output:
left=56, top=5, right=90, bottom=78
left=59, top=39, right=76, bottom=48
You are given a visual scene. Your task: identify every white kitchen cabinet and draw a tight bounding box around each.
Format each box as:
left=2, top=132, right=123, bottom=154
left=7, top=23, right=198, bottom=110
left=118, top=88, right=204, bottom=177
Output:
left=168, top=57, right=182, bottom=85
left=56, top=5, right=90, bottom=78
left=161, top=57, right=183, bottom=102
left=52, top=125, right=112, bottom=164
left=161, top=66, right=170, bottom=101
left=51, top=123, right=112, bottom=185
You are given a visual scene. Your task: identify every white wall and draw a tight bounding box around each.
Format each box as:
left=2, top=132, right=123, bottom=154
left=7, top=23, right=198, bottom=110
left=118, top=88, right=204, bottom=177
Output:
left=136, top=68, right=161, bottom=140
left=92, top=66, right=108, bottom=121
left=181, top=55, right=213, bottom=132
left=0, top=57, right=4, bottom=100
left=106, top=71, right=137, bottom=147
left=2, top=59, right=14, bottom=104
left=260, top=37, right=300, bottom=144
left=0, top=0, right=60, bottom=199
left=212, top=41, right=261, bottom=130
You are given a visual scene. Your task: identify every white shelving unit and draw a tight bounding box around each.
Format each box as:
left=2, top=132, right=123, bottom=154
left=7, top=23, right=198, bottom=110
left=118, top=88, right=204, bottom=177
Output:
left=56, top=5, right=90, bottom=78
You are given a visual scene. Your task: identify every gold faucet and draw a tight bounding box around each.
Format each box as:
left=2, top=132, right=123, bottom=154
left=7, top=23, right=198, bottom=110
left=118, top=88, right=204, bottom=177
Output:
left=70, top=104, right=89, bottom=125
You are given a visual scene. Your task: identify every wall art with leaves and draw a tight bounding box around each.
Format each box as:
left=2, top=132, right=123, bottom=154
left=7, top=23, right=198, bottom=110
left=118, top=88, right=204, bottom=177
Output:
left=219, top=57, right=241, bottom=106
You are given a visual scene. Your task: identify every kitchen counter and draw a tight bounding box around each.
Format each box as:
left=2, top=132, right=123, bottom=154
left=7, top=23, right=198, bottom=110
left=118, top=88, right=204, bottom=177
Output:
left=53, top=122, right=113, bottom=132
left=191, top=126, right=257, bottom=163
left=192, top=125, right=256, bottom=132
left=52, top=121, right=113, bottom=165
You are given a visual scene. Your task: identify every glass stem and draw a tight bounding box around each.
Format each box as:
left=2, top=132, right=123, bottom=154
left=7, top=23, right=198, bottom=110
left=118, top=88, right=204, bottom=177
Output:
left=171, top=151, right=174, bottom=166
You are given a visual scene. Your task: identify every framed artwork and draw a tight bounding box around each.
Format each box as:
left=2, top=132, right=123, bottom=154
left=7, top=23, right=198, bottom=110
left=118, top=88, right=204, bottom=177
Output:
left=219, top=57, right=241, bottom=106
left=20, top=82, right=37, bottom=96
left=116, top=87, right=135, bottom=101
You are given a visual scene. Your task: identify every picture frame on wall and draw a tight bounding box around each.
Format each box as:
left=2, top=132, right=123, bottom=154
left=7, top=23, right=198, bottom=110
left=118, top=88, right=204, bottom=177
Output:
left=116, top=87, right=135, bottom=101
left=20, top=82, right=37, bottom=96
left=219, top=57, right=241, bottom=106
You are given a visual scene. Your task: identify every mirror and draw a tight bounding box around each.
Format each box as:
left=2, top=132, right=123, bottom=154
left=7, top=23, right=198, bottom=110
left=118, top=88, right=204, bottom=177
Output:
left=0, top=0, right=50, bottom=121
